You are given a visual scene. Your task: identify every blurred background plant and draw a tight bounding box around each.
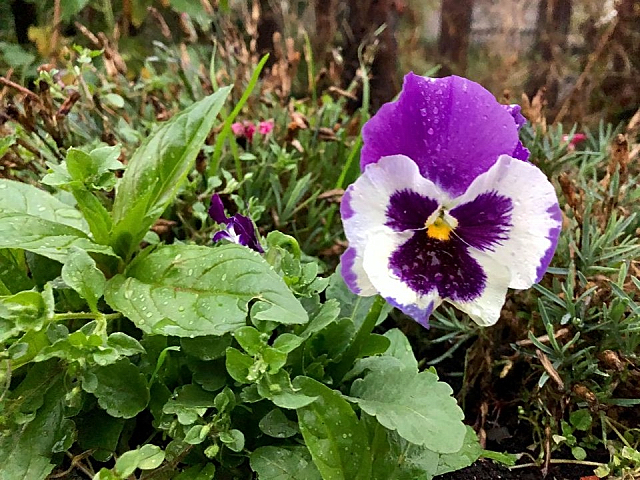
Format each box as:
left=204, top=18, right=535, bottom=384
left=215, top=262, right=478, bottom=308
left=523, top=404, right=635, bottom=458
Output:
left=1, top=0, right=639, bottom=479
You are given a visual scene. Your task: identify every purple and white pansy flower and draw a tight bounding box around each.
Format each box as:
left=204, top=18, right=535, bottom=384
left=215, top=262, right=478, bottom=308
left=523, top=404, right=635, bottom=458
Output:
left=209, top=194, right=264, bottom=253
left=340, top=73, right=562, bottom=327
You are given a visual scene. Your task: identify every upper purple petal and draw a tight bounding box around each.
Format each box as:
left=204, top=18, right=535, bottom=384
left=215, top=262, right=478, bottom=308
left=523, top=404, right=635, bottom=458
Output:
left=361, top=73, right=521, bottom=197
left=503, top=104, right=527, bottom=130
left=209, top=194, right=229, bottom=224
left=511, top=141, right=530, bottom=161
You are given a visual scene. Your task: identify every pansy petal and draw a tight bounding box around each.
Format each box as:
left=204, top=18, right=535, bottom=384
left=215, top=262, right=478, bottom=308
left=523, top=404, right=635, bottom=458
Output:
left=361, top=73, right=520, bottom=197
left=362, top=229, right=442, bottom=327
left=501, top=105, right=530, bottom=161
left=503, top=104, right=526, bottom=130
left=511, top=141, right=530, bottom=161
left=452, top=155, right=562, bottom=288
left=340, top=246, right=377, bottom=296
left=447, top=251, right=510, bottom=326
left=213, top=229, right=234, bottom=243
left=340, top=154, right=451, bottom=295
left=231, top=214, right=264, bottom=253
left=209, top=194, right=229, bottom=224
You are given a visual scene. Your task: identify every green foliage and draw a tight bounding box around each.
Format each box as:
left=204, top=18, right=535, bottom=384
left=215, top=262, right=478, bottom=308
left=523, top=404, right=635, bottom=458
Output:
left=1, top=13, right=638, bottom=479
left=0, top=66, right=479, bottom=479
left=110, top=88, right=231, bottom=259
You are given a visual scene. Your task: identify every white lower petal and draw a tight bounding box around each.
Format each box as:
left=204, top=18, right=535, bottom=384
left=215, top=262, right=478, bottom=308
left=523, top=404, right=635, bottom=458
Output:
left=340, top=247, right=377, bottom=296
left=451, top=155, right=562, bottom=289
left=447, top=250, right=510, bottom=326
left=362, top=230, right=442, bottom=325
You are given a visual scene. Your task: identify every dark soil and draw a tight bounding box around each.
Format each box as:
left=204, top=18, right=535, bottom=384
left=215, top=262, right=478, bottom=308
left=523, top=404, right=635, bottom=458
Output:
left=439, top=459, right=597, bottom=480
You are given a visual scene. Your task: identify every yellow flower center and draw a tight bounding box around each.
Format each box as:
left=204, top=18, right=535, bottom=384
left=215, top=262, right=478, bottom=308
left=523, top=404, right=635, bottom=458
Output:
left=426, top=216, right=453, bottom=241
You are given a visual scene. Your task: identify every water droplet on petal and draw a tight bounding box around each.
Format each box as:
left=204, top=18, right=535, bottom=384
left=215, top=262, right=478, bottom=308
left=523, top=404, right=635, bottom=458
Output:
left=427, top=128, right=434, bottom=135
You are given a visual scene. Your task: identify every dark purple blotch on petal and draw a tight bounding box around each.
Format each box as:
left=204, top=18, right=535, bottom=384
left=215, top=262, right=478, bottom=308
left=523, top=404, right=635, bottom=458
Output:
left=389, top=233, right=486, bottom=302
left=361, top=73, right=520, bottom=197
left=383, top=189, right=488, bottom=302
left=451, top=191, right=513, bottom=251
left=385, top=189, right=438, bottom=232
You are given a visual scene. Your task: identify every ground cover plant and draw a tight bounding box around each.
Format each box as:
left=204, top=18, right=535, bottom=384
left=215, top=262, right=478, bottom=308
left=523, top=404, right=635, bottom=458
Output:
left=1, top=3, right=640, bottom=480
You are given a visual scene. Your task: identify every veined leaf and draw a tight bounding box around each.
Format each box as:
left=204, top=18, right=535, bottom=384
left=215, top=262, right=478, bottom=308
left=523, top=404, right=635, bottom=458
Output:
left=0, top=179, right=88, bottom=233
left=0, top=365, right=65, bottom=480
left=110, top=87, right=231, bottom=259
left=62, top=247, right=106, bottom=312
left=250, top=446, right=322, bottom=480
left=348, top=366, right=465, bottom=454
left=294, top=376, right=371, bottom=480
left=0, top=212, right=115, bottom=263
left=81, top=359, right=149, bottom=419
left=105, top=244, right=307, bottom=337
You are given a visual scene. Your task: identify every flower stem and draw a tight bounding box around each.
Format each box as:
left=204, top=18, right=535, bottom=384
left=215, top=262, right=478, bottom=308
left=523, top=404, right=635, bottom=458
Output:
left=330, top=295, right=386, bottom=384
left=508, top=459, right=606, bottom=470
left=208, top=54, right=269, bottom=178
left=53, top=312, right=122, bottom=322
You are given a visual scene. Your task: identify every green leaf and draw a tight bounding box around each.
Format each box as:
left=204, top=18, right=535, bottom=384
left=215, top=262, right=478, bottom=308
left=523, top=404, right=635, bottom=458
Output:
left=69, top=186, right=112, bottom=245
left=191, top=359, right=227, bottom=392
left=106, top=332, right=145, bottom=356
left=61, top=247, right=106, bottom=312
left=163, top=384, right=218, bottom=425
left=105, top=245, right=307, bottom=337
left=250, top=446, right=322, bottom=480
left=435, top=426, right=483, bottom=475
left=82, top=359, right=149, bottom=418
left=184, top=424, right=210, bottom=445
left=365, top=415, right=439, bottom=480
left=225, top=347, right=254, bottom=383
left=382, top=329, right=418, bottom=371
left=326, top=272, right=391, bottom=328
left=272, top=333, right=303, bottom=353
left=219, top=429, right=244, bottom=452
left=0, top=212, right=115, bottom=263
left=348, top=366, right=465, bottom=453
left=235, top=326, right=267, bottom=355
left=571, top=446, right=587, bottom=461
left=569, top=409, right=592, bottom=431
left=174, top=463, right=216, bottom=480
left=181, top=335, right=232, bottom=360
left=0, top=290, right=50, bottom=342
left=110, top=88, right=231, bottom=259
left=0, top=376, right=66, bottom=480
left=115, top=444, right=165, bottom=477
left=60, top=0, right=90, bottom=21
left=0, top=179, right=89, bottom=233
left=299, top=299, right=341, bottom=339
left=294, top=376, right=371, bottom=480
left=0, top=249, right=35, bottom=293
left=259, top=408, right=299, bottom=438
left=77, top=409, right=125, bottom=462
